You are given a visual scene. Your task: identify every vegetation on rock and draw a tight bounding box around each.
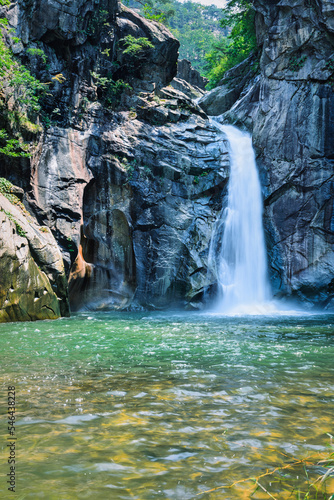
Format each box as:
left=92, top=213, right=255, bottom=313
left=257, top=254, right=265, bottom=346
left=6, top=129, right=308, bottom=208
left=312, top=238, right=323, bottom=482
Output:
left=125, top=0, right=226, bottom=75
left=125, top=0, right=258, bottom=88
left=91, top=72, right=132, bottom=108
left=119, top=34, right=154, bottom=56
left=204, top=0, right=258, bottom=88
left=0, top=20, right=45, bottom=157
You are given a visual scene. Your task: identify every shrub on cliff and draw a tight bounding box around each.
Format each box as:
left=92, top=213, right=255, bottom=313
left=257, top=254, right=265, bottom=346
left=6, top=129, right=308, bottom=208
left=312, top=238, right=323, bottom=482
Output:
left=0, top=19, right=46, bottom=156
left=204, top=0, right=258, bottom=89
left=125, top=0, right=225, bottom=75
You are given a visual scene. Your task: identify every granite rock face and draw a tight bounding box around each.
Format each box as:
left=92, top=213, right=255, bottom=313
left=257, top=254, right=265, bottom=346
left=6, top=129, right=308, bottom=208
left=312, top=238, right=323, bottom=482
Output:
left=171, top=59, right=209, bottom=99
left=2, top=0, right=333, bottom=315
left=200, top=0, right=334, bottom=308
left=33, top=93, right=228, bottom=310
left=0, top=193, right=69, bottom=322
left=70, top=106, right=228, bottom=310
left=0, top=0, right=229, bottom=314
left=177, top=60, right=208, bottom=91
left=10, top=0, right=122, bottom=43
left=198, top=54, right=259, bottom=116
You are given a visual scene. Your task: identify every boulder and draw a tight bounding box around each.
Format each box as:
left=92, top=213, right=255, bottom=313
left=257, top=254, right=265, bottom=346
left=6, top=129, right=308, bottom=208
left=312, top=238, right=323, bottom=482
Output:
left=0, top=193, right=69, bottom=322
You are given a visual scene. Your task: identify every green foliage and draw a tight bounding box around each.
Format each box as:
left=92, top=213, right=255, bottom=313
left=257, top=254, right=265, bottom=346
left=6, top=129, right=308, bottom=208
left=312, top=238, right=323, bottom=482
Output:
left=0, top=29, right=47, bottom=118
left=8, top=66, right=47, bottom=112
left=2, top=209, right=27, bottom=237
left=0, top=26, right=46, bottom=156
left=0, top=129, right=30, bottom=157
left=143, top=1, right=174, bottom=23
left=91, top=72, right=132, bottom=108
left=125, top=0, right=175, bottom=23
left=193, top=171, right=208, bottom=184
left=119, top=34, right=154, bottom=56
left=87, top=9, right=109, bottom=37
left=289, top=54, right=307, bottom=71
left=204, top=0, right=258, bottom=88
left=26, top=47, right=47, bottom=65
left=325, top=59, right=334, bottom=72
left=126, top=0, right=225, bottom=75
left=0, top=180, right=28, bottom=235
left=0, top=176, right=12, bottom=193
left=0, top=0, right=11, bottom=6
left=0, top=177, right=26, bottom=210
left=172, top=26, right=219, bottom=74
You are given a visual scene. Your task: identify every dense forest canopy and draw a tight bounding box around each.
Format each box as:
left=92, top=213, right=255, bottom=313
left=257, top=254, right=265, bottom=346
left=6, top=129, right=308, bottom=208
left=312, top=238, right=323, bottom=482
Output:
left=125, top=0, right=226, bottom=76
left=125, top=0, right=257, bottom=88
left=0, top=0, right=257, bottom=160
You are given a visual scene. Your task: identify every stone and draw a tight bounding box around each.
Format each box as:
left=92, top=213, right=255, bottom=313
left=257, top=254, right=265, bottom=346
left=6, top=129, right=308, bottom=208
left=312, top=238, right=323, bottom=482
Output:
left=211, top=0, right=334, bottom=308
left=176, top=59, right=208, bottom=90
left=170, top=59, right=209, bottom=100
left=198, top=53, right=259, bottom=116
left=0, top=194, right=69, bottom=322
left=3, top=0, right=334, bottom=315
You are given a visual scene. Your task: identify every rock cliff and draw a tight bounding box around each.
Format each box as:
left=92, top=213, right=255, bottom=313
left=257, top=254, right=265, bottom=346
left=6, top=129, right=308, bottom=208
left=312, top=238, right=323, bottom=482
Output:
left=1, top=0, right=333, bottom=319
left=0, top=0, right=228, bottom=317
left=0, top=185, right=69, bottom=322
left=200, top=0, right=334, bottom=308
left=171, top=59, right=209, bottom=99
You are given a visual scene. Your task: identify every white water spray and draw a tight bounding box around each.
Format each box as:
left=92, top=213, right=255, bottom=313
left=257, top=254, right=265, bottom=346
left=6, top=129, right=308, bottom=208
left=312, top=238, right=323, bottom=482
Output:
left=209, top=123, right=272, bottom=314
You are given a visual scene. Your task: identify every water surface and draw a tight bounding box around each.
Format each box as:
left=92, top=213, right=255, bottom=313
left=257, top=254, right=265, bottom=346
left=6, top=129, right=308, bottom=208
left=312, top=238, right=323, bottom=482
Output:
left=0, top=312, right=333, bottom=499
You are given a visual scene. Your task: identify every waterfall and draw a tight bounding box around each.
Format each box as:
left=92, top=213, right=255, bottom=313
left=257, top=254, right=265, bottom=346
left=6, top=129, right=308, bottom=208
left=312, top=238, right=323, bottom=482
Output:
left=209, top=122, right=272, bottom=314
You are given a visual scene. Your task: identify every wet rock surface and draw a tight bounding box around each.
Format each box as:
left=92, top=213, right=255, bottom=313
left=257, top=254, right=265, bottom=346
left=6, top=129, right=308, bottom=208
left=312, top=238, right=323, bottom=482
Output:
left=0, top=193, right=69, bottom=322
left=0, top=0, right=229, bottom=314
left=40, top=101, right=228, bottom=310
left=1, top=0, right=334, bottom=316
left=200, top=0, right=334, bottom=307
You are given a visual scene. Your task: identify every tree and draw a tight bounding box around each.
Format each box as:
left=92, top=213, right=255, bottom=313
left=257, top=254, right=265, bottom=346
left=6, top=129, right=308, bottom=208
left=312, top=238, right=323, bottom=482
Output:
left=125, top=0, right=226, bottom=75
left=203, top=0, right=258, bottom=88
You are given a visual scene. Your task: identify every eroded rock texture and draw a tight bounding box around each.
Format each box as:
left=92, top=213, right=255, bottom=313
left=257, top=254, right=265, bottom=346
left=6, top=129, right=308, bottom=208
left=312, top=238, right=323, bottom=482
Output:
left=0, top=0, right=228, bottom=314
left=200, top=0, right=334, bottom=308
left=0, top=194, right=69, bottom=322
left=33, top=98, right=228, bottom=310
left=171, top=59, right=209, bottom=99
left=1, top=0, right=333, bottom=317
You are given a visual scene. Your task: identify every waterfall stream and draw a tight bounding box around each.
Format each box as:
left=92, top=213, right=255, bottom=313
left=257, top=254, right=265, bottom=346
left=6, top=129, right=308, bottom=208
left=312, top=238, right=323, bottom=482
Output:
left=209, top=122, right=272, bottom=314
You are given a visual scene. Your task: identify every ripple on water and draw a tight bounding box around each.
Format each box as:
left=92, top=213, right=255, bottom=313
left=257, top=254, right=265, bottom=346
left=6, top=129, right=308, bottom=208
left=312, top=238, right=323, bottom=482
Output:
left=0, top=311, right=334, bottom=499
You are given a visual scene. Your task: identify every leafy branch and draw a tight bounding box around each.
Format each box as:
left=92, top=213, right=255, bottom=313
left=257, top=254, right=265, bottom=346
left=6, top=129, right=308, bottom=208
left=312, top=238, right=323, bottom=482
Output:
left=204, top=0, right=258, bottom=88
left=119, top=34, right=154, bottom=56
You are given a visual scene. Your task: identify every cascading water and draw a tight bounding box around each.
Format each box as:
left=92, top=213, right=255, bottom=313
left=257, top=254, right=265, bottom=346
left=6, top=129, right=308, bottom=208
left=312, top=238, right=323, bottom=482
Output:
left=209, top=122, right=272, bottom=314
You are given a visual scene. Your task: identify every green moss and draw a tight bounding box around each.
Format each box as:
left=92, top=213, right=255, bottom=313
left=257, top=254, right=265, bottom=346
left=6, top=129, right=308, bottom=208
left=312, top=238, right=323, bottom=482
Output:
left=0, top=177, right=25, bottom=209
left=1, top=208, right=27, bottom=237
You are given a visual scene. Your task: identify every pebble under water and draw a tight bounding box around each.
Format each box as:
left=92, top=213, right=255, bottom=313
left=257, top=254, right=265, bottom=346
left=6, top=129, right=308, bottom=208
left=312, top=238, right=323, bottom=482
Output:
left=0, top=311, right=334, bottom=499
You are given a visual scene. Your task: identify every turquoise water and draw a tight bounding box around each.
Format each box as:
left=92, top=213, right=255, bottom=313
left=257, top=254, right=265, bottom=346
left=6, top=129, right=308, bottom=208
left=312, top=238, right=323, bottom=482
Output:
left=0, top=311, right=334, bottom=499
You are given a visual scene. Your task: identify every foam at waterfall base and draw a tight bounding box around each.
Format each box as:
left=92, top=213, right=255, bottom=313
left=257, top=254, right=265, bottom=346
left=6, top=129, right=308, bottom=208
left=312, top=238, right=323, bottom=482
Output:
left=207, top=300, right=314, bottom=317
left=208, top=123, right=272, bottom=312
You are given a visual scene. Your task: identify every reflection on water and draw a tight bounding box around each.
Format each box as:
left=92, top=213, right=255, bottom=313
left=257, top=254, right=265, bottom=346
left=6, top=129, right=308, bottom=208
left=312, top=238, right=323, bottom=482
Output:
left=0, top=312, right=334, bottom=499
